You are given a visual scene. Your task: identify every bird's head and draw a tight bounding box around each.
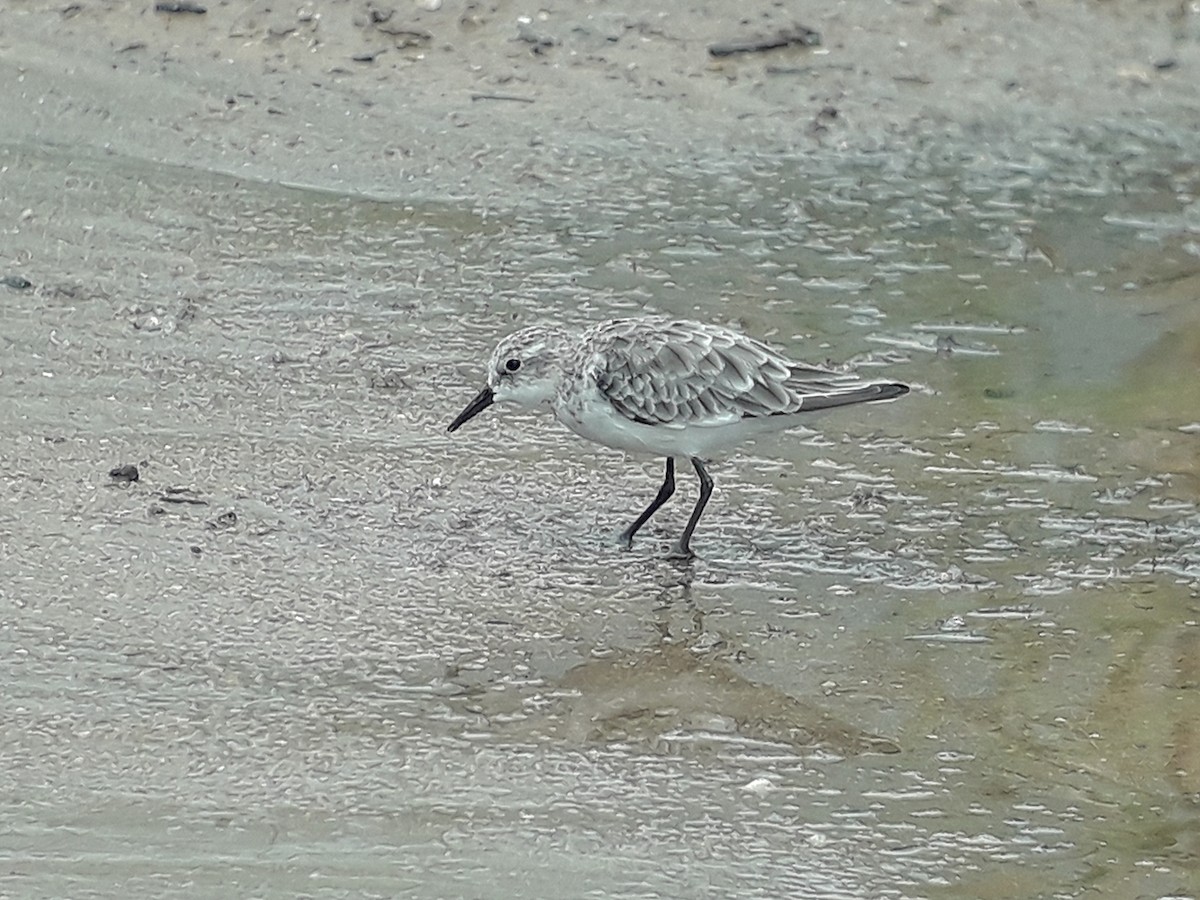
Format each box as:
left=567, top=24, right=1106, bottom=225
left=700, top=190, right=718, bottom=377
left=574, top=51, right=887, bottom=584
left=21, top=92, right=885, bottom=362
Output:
left=446, top=325, right=571, bottom=432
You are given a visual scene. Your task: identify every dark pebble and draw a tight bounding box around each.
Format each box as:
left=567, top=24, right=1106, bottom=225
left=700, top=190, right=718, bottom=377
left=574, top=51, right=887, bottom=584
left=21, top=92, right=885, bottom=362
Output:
left=516, top=21, right=556, bottom=51
left=2, top=275, right=33, bottom=290
left=109, top=464, right=140, bottom=483
left=154, top=1, right=206, bottom=14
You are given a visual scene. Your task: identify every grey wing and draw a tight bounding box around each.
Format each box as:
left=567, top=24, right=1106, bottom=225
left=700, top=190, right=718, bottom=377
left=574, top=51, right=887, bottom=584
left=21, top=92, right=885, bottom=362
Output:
left=591, top=320, right=853, bottom=426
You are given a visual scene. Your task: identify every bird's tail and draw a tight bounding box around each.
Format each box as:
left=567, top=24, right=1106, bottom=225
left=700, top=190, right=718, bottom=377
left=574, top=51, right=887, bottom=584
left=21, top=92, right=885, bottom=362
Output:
left=794, top=381, right=909, bottom=413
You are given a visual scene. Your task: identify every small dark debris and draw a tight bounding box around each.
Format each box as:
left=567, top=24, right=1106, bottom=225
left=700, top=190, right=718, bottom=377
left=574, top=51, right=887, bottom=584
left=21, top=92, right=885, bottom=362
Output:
left=1154, top=58, right=1177, bottom=71
left=377, top=27, right=433, bottom=47
left=516, top=21, right=556, bottom=52
left=983, top=387, right=1015, bottom=400
left=190, top=545, right=202, bottom=556
left=765, top=65, right=816, bottom=76
left=158, top=487, right=208, bottom=506
left=353, top=51, right=381, bottom=63
left=470, top=92, right=535, bottom=104
left=208, top=511, right=238, bottom=529
left=119, top=42, right=147, bottom=53
left=154, top=1, right=206, bottom=13
left=708, top=25, right=820, bottom=58
left=2, top=275, right=32, bottom=290
left=109, top=464, right=140, bottom=483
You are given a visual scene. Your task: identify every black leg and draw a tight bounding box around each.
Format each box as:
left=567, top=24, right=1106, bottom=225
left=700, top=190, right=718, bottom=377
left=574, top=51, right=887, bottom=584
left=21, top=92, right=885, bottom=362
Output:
left=669, top=457, right=713, bottom=560
left=619, top=458, right=676, bottom=550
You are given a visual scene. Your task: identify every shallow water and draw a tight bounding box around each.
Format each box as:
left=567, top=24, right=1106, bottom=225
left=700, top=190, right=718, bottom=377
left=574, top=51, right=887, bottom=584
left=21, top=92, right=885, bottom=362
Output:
left=4, top=61, right=1200, bottom=900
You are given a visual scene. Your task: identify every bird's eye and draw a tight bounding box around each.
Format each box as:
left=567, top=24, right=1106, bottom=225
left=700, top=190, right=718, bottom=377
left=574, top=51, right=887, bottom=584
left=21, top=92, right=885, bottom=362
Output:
left=505, top=358, right=521, bottom=372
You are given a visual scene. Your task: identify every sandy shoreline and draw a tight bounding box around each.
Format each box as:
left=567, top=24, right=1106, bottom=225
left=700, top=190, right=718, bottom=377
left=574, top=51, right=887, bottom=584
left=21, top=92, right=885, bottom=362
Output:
left=4, top=0, right=1198, bottom=199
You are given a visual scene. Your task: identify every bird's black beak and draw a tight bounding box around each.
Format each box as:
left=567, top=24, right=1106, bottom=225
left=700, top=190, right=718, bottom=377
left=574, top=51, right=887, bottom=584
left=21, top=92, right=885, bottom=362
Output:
left=447, top=386, right=495, bottom=433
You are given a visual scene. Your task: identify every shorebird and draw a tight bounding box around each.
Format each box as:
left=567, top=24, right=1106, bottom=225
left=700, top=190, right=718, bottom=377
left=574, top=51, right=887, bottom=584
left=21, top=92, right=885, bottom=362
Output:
left=447, top=317, right=908, bottom=558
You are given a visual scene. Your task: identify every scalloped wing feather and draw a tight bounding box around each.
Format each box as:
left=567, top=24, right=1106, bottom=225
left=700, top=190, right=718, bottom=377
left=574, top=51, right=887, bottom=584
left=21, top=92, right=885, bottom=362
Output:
left=586, top=319, right=865, bottom=427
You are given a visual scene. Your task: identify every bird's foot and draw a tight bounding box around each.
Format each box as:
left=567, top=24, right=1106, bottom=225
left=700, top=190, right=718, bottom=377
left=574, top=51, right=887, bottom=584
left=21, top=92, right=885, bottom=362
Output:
left=666, top=542, right=695, bottom=563
left=617, top=529, right=635, bottom=551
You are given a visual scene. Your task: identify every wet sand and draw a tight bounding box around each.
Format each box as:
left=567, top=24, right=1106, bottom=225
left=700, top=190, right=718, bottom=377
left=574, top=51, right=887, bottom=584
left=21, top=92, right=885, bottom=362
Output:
left=3, top=2, right=1200, bottom=898
left=5, top=1, right=1200, bottom=196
